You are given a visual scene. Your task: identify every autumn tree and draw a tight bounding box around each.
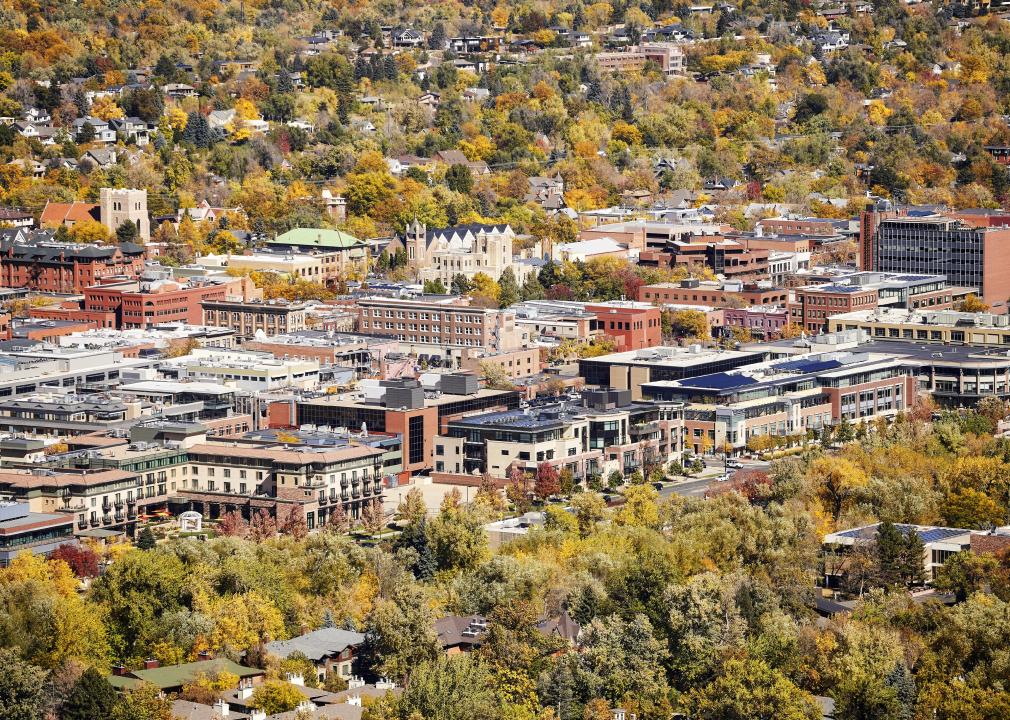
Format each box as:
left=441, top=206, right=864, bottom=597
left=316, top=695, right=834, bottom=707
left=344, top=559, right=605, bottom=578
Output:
left=534, top=462, right=561, bottom=500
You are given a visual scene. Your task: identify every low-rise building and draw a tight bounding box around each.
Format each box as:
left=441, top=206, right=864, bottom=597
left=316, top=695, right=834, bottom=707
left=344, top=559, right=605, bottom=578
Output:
left=202, top=298, right=307, bottom=340
left=435, top=389, right=683, bottom=481
left=640, top=279, right=791, bottom=308
left=163, top=348, right=320, bottom=391
left=823, top=523, right=974, bottom=585
left=265, top=628, right=366, bottom=682
left=0, top=501, right=76, bottom=566
left=827, top=307, right=1010, bottom=347
left=642, top=350, right=919, bottom=453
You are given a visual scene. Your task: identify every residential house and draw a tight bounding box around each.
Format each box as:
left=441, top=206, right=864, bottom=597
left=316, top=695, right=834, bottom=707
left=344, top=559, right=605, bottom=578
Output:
left=108, top=658, right=264, bottom=694
left=391, top=27, right=425, bottom=47
left=265, top=628, right=367, bottom=682
left=162, top=83, right=197, bottom=98
left=71, top=116, right=116, bottom=143
left=108, top=116, right=151, bottom=145
left=433, top=149, right=490, bottom=176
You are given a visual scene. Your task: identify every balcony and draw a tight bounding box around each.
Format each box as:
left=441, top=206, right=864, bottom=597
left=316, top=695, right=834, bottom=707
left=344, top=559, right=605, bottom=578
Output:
left=318, top=495, right=328, bottom=505
left=114, top=511, right=124, bottom=522
left=102, top=513, right=112, bottom=525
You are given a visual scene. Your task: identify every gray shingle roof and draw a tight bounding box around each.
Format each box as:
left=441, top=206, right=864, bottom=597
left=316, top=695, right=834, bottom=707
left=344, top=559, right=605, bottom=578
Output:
left=264, top=628, right=366, bottom=662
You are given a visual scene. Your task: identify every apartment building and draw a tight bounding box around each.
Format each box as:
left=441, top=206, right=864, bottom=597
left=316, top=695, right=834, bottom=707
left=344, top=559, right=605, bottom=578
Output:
left=356, top=296, right=526, bottom=367
left=585, top=301, right=663, bottom=351
left=265, top=228, right=370, bottom=281
left=642, top=238, right=769, bottom=280
left=595, top=44, right=685, bottom=75
left=641, top=351, right=918, bottom=453
left=184, top=440, right=386, bottom=528
left=202, top=298, right=307, bottom=340
left=435, top=388, right=683, bottom=481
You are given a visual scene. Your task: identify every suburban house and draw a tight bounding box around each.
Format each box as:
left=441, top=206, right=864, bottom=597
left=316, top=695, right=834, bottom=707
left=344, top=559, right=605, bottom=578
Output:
left=265, top=627, right=367, bottom=681
left=107, top=657, right=265, bottom=694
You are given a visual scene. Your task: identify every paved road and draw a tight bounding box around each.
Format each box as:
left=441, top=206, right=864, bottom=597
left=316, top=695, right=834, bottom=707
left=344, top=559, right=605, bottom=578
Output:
left=660, top=459, right=773, bottom=500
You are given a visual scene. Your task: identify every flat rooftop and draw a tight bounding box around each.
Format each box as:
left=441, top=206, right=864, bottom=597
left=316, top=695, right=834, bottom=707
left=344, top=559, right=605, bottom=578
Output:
left=583, top=345, right=760, bottom=367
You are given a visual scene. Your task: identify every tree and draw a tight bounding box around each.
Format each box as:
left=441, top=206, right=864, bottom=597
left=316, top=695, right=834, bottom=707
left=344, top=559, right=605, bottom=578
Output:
left=396, top=487, right=428, bottom=526
left=808, top=455, right=867, bottom=519
left=0, top=648, right=47, bottom=720
left=535, top=462, right=561, bottom=500
left=249, top=680, right=303, bottom=715
left=49, top=544, right=99, bottom=578
left=935, top=551, right=1000, bottom=602
left=667, top=309, right=710, bottom=340
left=136, top=527, right=156, bottom=550
left=69, top=220, right=109, bottom=244
left=497, top=267, right=520, bottom=308
left=834, top=673, right=901, bottom=720
left=607, top=470, right=623, bottom=490
left=61, top=667, right=117, bottom=720
left=429, top=22, right=448, bottom=50
left=422, top=278, right=447, bottom=294
left=876, top=521, right=925, bottom=588
left=110, top=683, right=174, bottom=720
left=687, top=657, right=820, bottom=720
left=116, top=220, right=139, bottom=244
left=397, top=654, right=498, bottom=720
left=279, top=506, right=308, bottom=539
left=249, top=509, right=277, bottom=541
left=451, top=274, right=473, bottom=295
left=445, top=164, right=474, bottom=194
left=362, top=585, right=439, bottom=680
left=957, top=293, right=989, bottom=312
left=570, top=492, right=607, bottom=537
left=217, top=510, right=249, bottom=538
left=360, top=498, right=386, bottom=534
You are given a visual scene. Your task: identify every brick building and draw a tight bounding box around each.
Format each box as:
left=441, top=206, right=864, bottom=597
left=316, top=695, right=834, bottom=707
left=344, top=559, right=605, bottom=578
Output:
left=0, top=239, right=145, bottom=293
left=639, top=279, right=790, bottom=308
left=202, top=299, right=307, bottom=340
left=584, top=301, right=663, bottom=351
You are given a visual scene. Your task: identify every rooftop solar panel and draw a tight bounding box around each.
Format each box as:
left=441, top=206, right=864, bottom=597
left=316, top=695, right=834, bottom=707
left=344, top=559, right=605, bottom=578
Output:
left=676, top=373, right=757, bottom=390
left=836, top=523, right=969, bottom=543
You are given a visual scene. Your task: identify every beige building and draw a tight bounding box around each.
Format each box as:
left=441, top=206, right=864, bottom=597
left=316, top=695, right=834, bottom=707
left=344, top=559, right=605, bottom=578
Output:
left=202, top=299, right=307, bottom=340
left=389, top=221, right=516, bottom=284
left=100, top=187, right=150, bottom=240
left=196, top=252, right=346, bottom=283
left=596, top=44, right=685, bottom=76
left=828, top=307, right=1010, bottom=346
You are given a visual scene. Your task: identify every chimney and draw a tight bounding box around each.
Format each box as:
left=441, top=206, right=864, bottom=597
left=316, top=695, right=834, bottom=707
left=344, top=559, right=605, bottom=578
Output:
left=112, top=664, right=127, bottom=676
left=143, top=658, right=159, bottom=670
left=213, top=699, right=230, bottom=717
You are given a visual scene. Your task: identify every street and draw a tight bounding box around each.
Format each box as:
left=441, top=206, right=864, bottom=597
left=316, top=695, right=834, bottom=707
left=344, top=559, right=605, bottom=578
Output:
left=661, top=459, right=772, bottom=500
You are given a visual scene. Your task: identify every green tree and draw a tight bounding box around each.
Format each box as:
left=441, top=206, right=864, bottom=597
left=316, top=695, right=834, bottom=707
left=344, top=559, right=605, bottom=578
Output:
left=116, top=221, right=139, bottom=244
left=445, top=164, right=474, bottom=194
left=61, top=668, right=117, bottom=720
left=834, top=673, right=901, bottom=720
left=362, top=585, right=439, bottom=681
left=423, top=278, right=448, bottom=294
left=136, top=527, right=156, bottom=550
left=451, top=274, right=473, bottom=295
left=0, top=648, right=47, bottom=720
left=497, top=267, right=520, bottom=308
left=687, top=657, right=819, bottom=720
left=398, top=654, right=498, bottom=720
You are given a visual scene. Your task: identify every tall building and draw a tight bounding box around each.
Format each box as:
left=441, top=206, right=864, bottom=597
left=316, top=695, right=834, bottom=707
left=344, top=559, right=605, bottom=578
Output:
left=860, top=204, right=1010, bottom=308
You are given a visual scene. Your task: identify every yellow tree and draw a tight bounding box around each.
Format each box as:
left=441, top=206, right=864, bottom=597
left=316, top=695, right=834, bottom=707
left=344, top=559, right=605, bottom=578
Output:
left=91, top=95, right=124, bottom=121
left=808, top=456, right=868, bottom=520
left=69, top=220, right=110, bottom=244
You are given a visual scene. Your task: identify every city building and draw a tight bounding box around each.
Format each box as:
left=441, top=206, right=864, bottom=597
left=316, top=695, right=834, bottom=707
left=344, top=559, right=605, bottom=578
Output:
left=0, top=501, right=76, bottom=566
left=791, top=272, right=969, bottom=334
left=60, top=274, right=254, bottom=330
left=641, top=350, right=919, bottom=453
left=356, top=296, right=527, bottom=367
left=384, top=221, right=517, bottom=285
left=202, top=298, right=307, bottom=340
left=639, top=279, right=791, bottom=308
left=183, top=438, right=386, bottom=527
left=860, top=205, right=1010, bottom=308
left=278, top=374, right=522, bottom=475
left=265, top=228, right=370, bottom=279
left=640, top=237, right=770, bottom=280
left=722, top=305, right=790, bottom=339
left=595, top=44, right=686, bottom=75
left=435, top=389, right=683, bottom=481
left=579, top=345, right=763, bottom=399
left=162, top=348, right=321, bottom=391
left=196, top=249, right=354, bottom=288
left=584, top=301, right=663, bottom=351
left=243, top=331, right=398, bottom=376
left=827, top=307, right=1010, bottom=346
left=0, top=238, right=145, bottom=293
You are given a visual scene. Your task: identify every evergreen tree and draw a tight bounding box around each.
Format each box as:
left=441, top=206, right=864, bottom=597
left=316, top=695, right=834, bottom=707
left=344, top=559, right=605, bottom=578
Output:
left=451, top=274, right=472, bottom=295
left=0, top=648, right=47, bottom=720
left=398, top=517, right=437, bottom=581
left=885, top=662, right=916, bottom=720
left=520, top=273, right=544, bottom=301
left=322, top=609, right=336, bottom=628
left=354, top=56, right=368, bottom=80
left=383, top=55, right=398, bottom=81
left=182, top=112, right=210, bottom=148
left=61, top=668, right=117, bottom=720
left=78, top=121, right=95, bottom=143
left=73, top=88, right=90, bottom=117
left=276, top=69, right=294, bottom=94
left=116, top=221, right=139, bottom=244
left=498, top=267, right=520, bottom=308
left=136, top=527, right=156, bottom=550
left=445, top=164, right=473, bottom=194
left=429, top=22, right=447, bottom=50
left=423, top=278, right=448, bottom=294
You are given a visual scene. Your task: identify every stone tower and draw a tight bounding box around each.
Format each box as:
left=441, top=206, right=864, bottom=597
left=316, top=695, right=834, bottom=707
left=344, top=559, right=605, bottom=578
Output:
left=404, top=218, right=427, bottom=265
left=100, top=187, right=150, bottom=241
